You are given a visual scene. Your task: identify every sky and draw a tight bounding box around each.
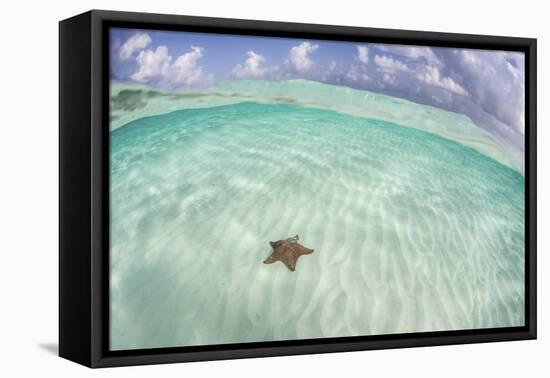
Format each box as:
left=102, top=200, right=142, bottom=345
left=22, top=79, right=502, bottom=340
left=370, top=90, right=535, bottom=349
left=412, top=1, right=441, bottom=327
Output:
left=110, top=28, right=525, bottom=146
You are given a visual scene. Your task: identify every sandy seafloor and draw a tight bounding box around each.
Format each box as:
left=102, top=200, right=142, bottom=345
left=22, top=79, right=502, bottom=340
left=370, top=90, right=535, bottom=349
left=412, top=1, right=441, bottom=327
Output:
left=109, top=79, right=525, bottom=350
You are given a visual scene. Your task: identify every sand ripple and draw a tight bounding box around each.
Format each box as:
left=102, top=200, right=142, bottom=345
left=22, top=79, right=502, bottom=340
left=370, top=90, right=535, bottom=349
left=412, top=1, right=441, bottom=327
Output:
left=110, top=102, right=525, bottom=350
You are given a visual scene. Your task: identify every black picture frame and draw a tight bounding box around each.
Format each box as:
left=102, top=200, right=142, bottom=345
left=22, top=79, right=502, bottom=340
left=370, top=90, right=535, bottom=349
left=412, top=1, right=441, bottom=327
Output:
left=59, top=9, right=537, bottom=368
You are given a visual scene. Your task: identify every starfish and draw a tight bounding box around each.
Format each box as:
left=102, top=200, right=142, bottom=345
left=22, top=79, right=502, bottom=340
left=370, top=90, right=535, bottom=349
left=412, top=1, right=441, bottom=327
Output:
left=263, top=235, right=315, bottom=271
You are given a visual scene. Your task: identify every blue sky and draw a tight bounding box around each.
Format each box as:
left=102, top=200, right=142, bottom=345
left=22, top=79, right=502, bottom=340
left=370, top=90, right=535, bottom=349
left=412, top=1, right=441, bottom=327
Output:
left=110, top=28, right=525, bottom=145
left=110, top=28, right=362, bottom=82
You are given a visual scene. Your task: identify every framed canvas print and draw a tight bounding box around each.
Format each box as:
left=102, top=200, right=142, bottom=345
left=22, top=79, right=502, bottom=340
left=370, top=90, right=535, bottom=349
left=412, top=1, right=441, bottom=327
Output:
left=59, top=10, right=537, bottom=368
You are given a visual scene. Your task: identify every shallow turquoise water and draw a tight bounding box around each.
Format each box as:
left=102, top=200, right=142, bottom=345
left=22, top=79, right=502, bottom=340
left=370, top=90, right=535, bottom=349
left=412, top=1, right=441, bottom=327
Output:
left=110, top=101, right=525, bottom=350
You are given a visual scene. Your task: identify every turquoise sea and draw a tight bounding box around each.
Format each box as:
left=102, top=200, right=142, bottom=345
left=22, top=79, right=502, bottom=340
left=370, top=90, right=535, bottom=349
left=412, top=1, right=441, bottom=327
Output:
left=110, top=80, right=525, bottom=351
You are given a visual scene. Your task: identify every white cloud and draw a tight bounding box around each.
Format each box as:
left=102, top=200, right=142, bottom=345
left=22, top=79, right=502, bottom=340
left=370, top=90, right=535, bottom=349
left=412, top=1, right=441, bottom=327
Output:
left=458, top=50, right=525, bottom=134
left=287, top=42, right=319, bottom=72
left=506, top=61, right=521, bottom=80
left=346, top=65, right=369, bottom=82
left=374, top=55, right=410, bottom=72
left=431, top=95, right=443, bottom=104
left=416, top=65, right=469, bottom=96
left=231, top=51, right=269, bottom=79
left=382, top=73, right=397, bottom=86
left=345, top=46, right=370, bottom=83
left=322, top=60, right=346, bottom=82
left=170, top=46, right=208, bottom=86
left=356, top=45, right=369, bottom=65
left=131, top=45, right=210, bottom=88
left=118, top=33, right=152, bottom=61
left=131, top=46, right=172, bottom=82
left=405, top=47, right=442, bottom=65
left=375, top=44, right=442, bottom=66
left=461, top=50, right=479, bottom=66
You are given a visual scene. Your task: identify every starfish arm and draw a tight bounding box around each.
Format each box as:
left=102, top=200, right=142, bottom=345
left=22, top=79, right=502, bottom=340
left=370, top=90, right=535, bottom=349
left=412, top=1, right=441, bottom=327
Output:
left=295, top=244, right=315, bottom=256
left=282, top=254, right=297, bottom=271
left=269, top=240, right=284, bottom=249
left=263, top=254, right=278, bottom=264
